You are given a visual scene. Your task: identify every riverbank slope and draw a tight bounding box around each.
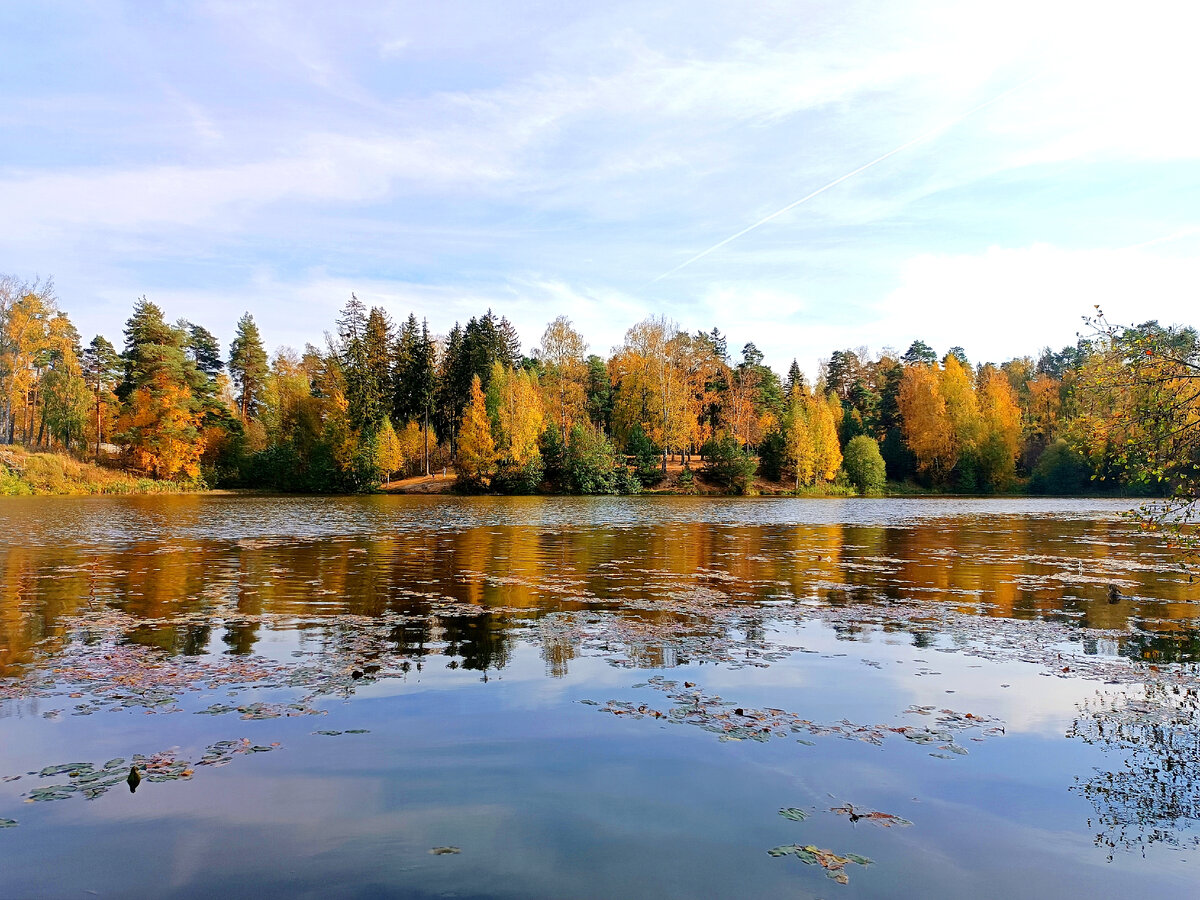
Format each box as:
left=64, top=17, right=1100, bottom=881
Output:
left=0, top=447, right=202, bottom=496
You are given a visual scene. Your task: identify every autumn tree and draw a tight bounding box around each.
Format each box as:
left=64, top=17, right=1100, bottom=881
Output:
left=976, top=369, right=1022, bottom=490
left=1, top=280, right=57, bottom=444
left=1076, top=312, right=1200, bottom=565
left=537, top=316, right=588, bottom=435
left=811, top=392, right=843, bottom=482
left=610, top=316, right=689, bottom=470
left=898, top=363, right=955, bottom=480
left=783, top=392, right=814, bottom=488
left=456, top=375, right=497, bottom=489
left=116, top=297, right=204, bottom=480
left=38, top=313, right=89, bottom=449
left=375, top=417, right=404, bottom=484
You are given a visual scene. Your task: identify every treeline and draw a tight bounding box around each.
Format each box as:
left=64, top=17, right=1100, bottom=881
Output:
left=1, top=272, right=1194, bottom=495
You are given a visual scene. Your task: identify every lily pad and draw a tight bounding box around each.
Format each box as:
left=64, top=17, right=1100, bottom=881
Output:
left=769, top=843, right=872, bottom=884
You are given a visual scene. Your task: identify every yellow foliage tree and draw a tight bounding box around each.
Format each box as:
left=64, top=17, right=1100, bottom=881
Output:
left=538, top=316, right=588, bottom=435
left=899, top=364, right=955, bottom=478
left=784, top=392, right=814, bottom=487
left=940, top=354, right=981, bottom=456
left=1026, top=373, right=1062, bottom=445
left=812, top=392, right=843, bottom=482
left=457, top=374, right=497, bottom=487
left=610, top=317, right=689, bottom=469
left=376, top=418, right=404, bottom=484
left=399, top=421, right=428, bottom=474
left=977, top=370, right=1022, bottom=489
left=493, top=364, right=544, bottom=466
left=118, top=371, right=203, bottom=480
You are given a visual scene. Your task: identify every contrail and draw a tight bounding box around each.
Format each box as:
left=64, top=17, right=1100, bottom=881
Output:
left=1123, top=227, right=1200, bottom=251
left=648, top=74, right=1041, bottom=285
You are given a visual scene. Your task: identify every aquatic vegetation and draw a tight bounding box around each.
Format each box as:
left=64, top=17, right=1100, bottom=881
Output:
left=768, top=843, right=872, bottom=885
left=585, top=676, right=1005, bottom=755
left=830, top=804, right=912, bottom=827
left=2, top=495, right=1200, bottom=890
left=13, top=739, right=280, bottom=803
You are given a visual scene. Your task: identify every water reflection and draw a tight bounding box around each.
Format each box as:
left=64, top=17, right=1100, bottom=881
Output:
left=1, top=499, right=1195, bottom=680
left=2, top=496, right=1200, bottom=897
left=1071, top=683, right=1200, bottom=858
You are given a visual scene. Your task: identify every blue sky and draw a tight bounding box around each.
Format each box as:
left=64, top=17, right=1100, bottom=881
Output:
left=3, top=0, right=1198, bottom=375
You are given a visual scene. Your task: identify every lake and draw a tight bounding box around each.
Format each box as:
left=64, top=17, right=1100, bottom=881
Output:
left=1, top=495, right=1198, bottom=898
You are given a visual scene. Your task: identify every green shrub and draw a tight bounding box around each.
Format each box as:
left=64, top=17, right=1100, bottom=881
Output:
left=700, top=435, right=757, bottom=493
left=565, top=425, right=636, bottom=494
left=1031, top=439, right=1092, bottom=494
left=843, top=435, right=886, bottom=494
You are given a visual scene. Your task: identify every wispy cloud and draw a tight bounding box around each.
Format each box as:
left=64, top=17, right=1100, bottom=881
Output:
left=2, top=0, right=1197, bottom=373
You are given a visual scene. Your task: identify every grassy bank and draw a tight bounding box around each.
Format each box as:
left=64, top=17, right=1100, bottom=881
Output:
left=0, top=446, right=203, bottom=496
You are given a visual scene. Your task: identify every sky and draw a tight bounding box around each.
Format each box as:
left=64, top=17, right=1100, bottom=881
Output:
left=2, top=0, right=1199, bottom=376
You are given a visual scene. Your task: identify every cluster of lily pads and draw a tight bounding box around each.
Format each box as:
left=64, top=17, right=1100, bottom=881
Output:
left=583, top=676, right=1005, bottom=758
left=5, top=737, right=280, bottom=809
left=767, top=844, right=873, bottom=886
left=767, top=801, right=911, bottom=884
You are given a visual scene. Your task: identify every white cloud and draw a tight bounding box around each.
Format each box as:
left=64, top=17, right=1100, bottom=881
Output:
left=876, top=243, right=1200, bottom=363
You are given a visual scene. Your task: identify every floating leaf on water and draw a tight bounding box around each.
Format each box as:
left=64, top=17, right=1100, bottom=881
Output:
left=779, top=807, right=809, bottom=821
left=429, top=846, right=461, bottom=855
left=26, top=787, right=74, bottom=802
left=831, top=804, right=912, bottom=827
left=0, top=818, right=18, bottom=827
left=769, top=843, right=872, bottom=883
left=39, top=763, right=90, bottom=778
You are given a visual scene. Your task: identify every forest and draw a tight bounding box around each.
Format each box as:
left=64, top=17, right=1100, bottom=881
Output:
left=1, top=272, right=1196, bottom=498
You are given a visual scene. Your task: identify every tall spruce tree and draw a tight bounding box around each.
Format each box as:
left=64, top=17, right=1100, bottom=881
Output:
left=393, top=315, right=436, bottom=475
left=359, top=306, right=393, bottom=435
left=228, top=312, right=268, bottom=421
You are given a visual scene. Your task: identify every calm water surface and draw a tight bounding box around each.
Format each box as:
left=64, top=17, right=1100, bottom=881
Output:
left=1, top=495, right=1198, bottom=898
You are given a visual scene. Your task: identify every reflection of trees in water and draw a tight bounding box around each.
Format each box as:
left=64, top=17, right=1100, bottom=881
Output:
left=440, top=614, right=511, bottom=672
left=1069, top=683, right=1200, bottom=859
left=1119, top=631, right=1200, bottom=665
